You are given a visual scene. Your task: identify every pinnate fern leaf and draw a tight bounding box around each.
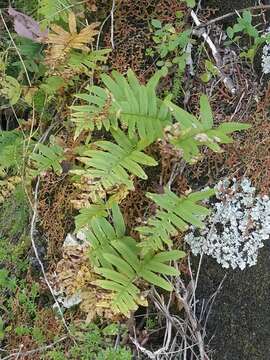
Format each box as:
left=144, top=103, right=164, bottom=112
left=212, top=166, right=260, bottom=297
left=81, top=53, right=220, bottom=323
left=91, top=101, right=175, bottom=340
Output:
left=30, top=143, right=64, bottom=176
left=71, top=68, right=171, bottom=141
left=38, top=0, right=70, bottom=24
left=165, top=94, right=250, bottom=162
left=97, top=248, right=185, bottom=315
left=137, top=187, right=215, bottom=253
left=0, top=131, right=24, bottom=174
left=72, top=129, right=157, bottom=192
left=71, top=85, right=113, bottom=139
left=82, top=204, right=185, bottom=315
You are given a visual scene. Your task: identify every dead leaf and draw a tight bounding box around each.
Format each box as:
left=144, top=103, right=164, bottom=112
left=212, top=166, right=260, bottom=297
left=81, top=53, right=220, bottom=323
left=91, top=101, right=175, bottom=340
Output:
left=8, top=6, right=48, bottom=42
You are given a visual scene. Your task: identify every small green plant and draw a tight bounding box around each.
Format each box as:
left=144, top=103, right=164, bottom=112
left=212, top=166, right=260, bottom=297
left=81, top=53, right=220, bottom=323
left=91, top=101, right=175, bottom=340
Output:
left=226, top=10, right=270, bottom=62
left=148, top=17, right=191, bottom=71
left=200, top=59, right=219, bottom=83
left=30, top=141, right=65, bottom=176
left=46, top=323, right=132, bottom=360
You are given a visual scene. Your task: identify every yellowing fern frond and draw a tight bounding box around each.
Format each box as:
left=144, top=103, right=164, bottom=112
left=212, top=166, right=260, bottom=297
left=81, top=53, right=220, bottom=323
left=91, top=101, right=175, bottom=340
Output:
left=45, top=12, right=99, bottom=67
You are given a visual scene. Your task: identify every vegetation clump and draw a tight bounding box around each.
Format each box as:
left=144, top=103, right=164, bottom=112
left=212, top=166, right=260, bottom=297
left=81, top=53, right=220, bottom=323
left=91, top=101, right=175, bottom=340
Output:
left=0, top=0, right=269, bottom=358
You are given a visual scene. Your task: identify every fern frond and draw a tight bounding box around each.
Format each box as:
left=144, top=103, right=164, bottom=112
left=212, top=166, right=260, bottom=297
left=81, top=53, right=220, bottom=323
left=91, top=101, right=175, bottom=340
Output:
left=71, top=68, right=171, bottom=141
left=97, top=248, right=185, bottom=315
left=0, top=131, right=24, bottom=174
left=68, top=49, right=111, bottom=74
left=71, top=85, right=113, bottom=139
left=82, top=204, right=185, bottom=315
left=75, top=204, right=108, bottom=230
left=102, top=68, right=170, bottom=141
left=165, top=94, right=250, bottom=162
left=137, top=187, right=215, bottom=253
left=38, top=0, right=70, bottom=24
left=71, top=129, right=157, bottom=193
left=30, top=143, right=64, bottom=176
left=83, top=204, right=134, bottom=267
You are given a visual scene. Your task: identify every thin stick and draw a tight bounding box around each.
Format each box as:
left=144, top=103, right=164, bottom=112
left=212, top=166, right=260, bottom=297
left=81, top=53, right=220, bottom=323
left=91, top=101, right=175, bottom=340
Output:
left=0, top=10, right=32, bottom=87
left=110, top=0, right=116, bottom=49
left=191, top=10, right=236, bottom=95
left=96, top=0, right=116, bottom=50
left=196, top=4, right=270, bottom=28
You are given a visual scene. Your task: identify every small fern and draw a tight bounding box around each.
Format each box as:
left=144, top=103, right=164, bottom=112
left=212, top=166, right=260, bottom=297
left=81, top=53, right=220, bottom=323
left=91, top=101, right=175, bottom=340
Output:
left=137, top=187, right=215, bottom=253
left=30, top=143, right=64, bottom=176
left=165, top=94, right=250, bottom=162
left=71, top=129, right=157, bottom=193
left=71, top=85, right=113, bottom=139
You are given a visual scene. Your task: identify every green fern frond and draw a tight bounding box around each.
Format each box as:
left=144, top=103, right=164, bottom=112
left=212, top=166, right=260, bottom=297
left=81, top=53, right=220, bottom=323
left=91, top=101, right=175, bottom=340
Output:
left=71, top=85, right=114, bottom=139
left=101, top=68, right=171, bottom=141
left=83, top=204, right=134, bottom=268
left=137, top=187, right=215, bottom=253
left=71, top=129, right=157, bottom=192
left=97, top=248, right=185, bottom=315
left=68, top=49, right=111, bottom=74
left=75, top=204, right=108, bottom=230
left=82, top=204, right=185, bottom=315
left=0, top=130, right=24, bottom=175
left=71, top=68, right=171, bottom=141
left=165, top=94, right=250, bottom=162
left=38, top=0, right=70, bottom=24
left=30, top=143, right=64, bottom=176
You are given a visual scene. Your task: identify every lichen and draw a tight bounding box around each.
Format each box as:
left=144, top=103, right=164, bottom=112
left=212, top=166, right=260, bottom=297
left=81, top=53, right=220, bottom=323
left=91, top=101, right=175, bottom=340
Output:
left=185, top=178, right=270, bottom=270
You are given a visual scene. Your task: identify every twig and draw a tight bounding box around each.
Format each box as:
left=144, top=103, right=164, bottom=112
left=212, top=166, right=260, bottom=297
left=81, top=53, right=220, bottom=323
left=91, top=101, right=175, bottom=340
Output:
left=96, top=0, right=116, bottom=50
left=30, top=178, right=71, bottom=336
left=2, top=337, right=67, bottom=360
left=190, top=10, right=237, bottom=95
left=0, top=10, right=32, bottom=87
left=14, top=345, right=23, bottom=360
left=110, top=0, right=116, bottom=49
left=196, top=4, right=270, bottom=28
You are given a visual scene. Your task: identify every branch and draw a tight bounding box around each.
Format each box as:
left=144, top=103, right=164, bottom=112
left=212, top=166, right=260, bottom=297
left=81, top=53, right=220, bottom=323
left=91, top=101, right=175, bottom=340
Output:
left=190, top=10, right=237, bottom=95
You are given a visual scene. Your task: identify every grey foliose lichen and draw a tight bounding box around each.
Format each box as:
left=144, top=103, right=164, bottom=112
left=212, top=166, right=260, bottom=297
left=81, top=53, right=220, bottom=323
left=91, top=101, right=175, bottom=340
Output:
left=185, top=178, right=270, bottom=270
